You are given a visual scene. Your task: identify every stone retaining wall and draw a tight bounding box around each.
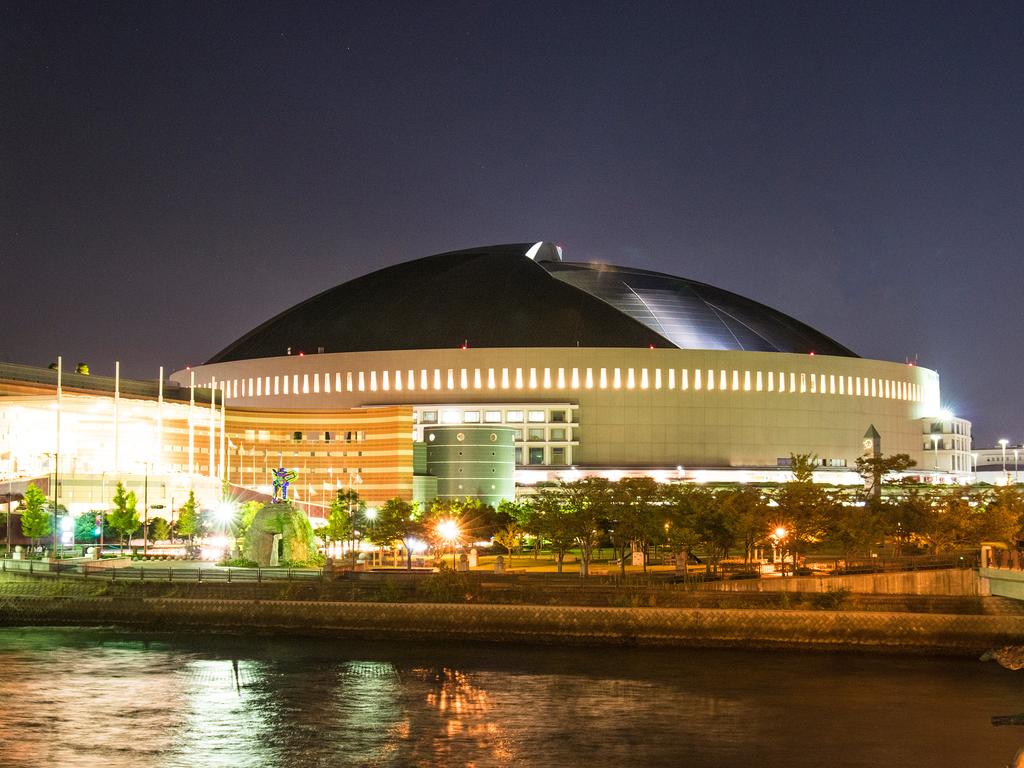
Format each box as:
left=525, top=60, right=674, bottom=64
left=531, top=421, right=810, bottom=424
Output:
left=703, top=568, right=984, bottom=596
left=3, top=594, right=1023, bottom=655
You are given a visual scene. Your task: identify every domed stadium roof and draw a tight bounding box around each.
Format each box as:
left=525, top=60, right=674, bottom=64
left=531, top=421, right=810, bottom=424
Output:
left=208, top=243, right=857, bottom=363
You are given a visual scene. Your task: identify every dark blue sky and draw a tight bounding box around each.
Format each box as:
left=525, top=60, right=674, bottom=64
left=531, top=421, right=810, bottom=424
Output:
left=2, top=1, right=1022, bottom=444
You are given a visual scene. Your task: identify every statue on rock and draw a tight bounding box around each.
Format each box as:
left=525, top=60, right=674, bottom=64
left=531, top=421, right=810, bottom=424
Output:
left=241, top=502, right=316, bottom=567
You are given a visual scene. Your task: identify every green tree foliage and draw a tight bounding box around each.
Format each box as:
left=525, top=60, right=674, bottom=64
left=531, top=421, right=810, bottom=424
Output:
left=529, top=490, right=576, bottom=573
left=718, top=486, right=771, bottom=562
left=774, top=454, right=832, bottom=569
left=611, top=477, right=662, bottom=572
left=661, top=484, right=708, bottom=571
left=492, top=523, right=523, bottom=566
left=74, top=510, right=110, bottom=542
left=150, top=517, right=171, bottom=542
left=828, top=495, right=886, bottom=560
left=918, top=487, right=973, bottom=554
left=19, top=483, right=51, bottom=547
left=322, top=492, right=355, bottom=548
left=559, top=478, right=612, bottom=577
left=107, top=482, right=140, bottom=549
left=176, top=491, right=201, bottom=542
left=372, top=498, right=426, bottom=569
left=238, top=501, right=262, bottom=541
left=975, top=486, right=1024, bottom=546
left=855, top=453, right=916, bottom=499
left=426, top=498, right=499, bottom=547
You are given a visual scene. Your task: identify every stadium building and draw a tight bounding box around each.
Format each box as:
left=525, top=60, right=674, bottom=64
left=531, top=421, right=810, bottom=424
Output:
left=170, top=242, right=972, bottom=498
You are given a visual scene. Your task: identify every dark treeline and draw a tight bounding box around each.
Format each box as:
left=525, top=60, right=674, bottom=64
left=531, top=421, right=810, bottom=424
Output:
left=333, top=453, right=1024, bottom=575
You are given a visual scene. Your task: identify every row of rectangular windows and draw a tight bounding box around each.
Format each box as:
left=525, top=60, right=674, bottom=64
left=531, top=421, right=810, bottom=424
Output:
left=207, top=368, right=923, bottom=403
left=417, top=408, right=569, bottom=425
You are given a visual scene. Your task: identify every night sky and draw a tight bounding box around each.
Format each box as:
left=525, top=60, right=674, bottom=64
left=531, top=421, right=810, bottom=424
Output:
left=2, top=1, right=1022, bottom=445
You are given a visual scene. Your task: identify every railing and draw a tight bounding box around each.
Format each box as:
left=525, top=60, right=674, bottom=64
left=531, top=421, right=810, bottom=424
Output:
left=982, top=547, right=1024, bottom=571
left=0, top=557, right=323, bottom=582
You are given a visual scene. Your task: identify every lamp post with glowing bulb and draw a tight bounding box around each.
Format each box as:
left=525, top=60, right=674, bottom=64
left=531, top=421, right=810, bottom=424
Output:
left=999, top=439, right=1010, bottom=483
left=771, top=526, right=788, bottom=575
left=437, top=518, right=460, bottom=570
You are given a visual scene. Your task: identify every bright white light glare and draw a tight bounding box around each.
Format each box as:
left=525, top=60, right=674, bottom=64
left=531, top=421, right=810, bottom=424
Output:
left=938, top=409, right=953, bottom=420
left=773, top=526, right=788, bottom=539
left=405, top=537, right=428, bottom=554
left=364, top=507, right=377, bottom=520
left=214, top=502, right=236, bottom=523
left=436, top=519, right=460, bottom=542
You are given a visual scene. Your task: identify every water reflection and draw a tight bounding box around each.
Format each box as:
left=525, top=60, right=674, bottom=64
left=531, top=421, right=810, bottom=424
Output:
left=0, top=628, right=1020, bottom=768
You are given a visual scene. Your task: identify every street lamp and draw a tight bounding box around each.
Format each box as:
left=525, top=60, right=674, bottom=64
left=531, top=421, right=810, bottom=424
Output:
left=930, top=434, right=940, bottom=473
left=999, top=438, right=1010, bottom=483
left=437, top=518, right=461, bottom=569
left=770, top=526, right=788, bottom=575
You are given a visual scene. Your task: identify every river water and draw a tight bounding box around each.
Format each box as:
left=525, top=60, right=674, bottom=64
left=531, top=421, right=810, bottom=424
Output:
left=0, top=627, right=1021, bottom=767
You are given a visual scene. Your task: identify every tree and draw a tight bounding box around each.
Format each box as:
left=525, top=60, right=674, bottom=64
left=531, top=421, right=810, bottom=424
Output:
left=975, top=486, right=1024, bottom=546
left=332, top=488, right=366, bottom=554
left=560, top=478, right=612, bottom=577
left=492, top=523, right=523, bottom=568
left=150, top=517, right=171, bottom=542
left=371, top=498, right=426, bottom=569
left=855, top=453, right=916, bottom=499
left=176, top=491, right=201, bottom=544
left=773, top=454, right=832, bottom=572
left=20, top=483, right=50, bottom=549
left=718, top=486, right=770, bottom=563
left=828, top=494, right=886, bottom=561
left=322, top=492, right=355, bottom=551
left=75, top=510, right=109, bottom=543
left=883, top=486, right=930, bottom=556
left=611, top=477, right=662, bottom=572
left=696, top=492, right=734, bottom=570
left=427, top=498, right=500, bottom=544
left=530, top=490, right=576, bottom=573
left=237, top=501, right=262, bottom=542
left=661, top=484, right=708, bottom=576
left=918, top=487, right=972, bottom=554
left=107, top=482, right=140, bottom=550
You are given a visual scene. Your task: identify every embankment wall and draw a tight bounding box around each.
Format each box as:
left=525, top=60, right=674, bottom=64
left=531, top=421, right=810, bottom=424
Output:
left=3, top=593, right=1023, bottom=655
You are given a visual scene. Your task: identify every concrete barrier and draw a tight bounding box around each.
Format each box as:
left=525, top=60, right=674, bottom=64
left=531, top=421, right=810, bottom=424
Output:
left=3, top=594, right=1024, bottom=655
left=703, top=568, right=985, bottom=596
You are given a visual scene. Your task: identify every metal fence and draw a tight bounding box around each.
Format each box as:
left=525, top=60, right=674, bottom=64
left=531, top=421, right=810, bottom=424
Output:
left=0, top=557, right=323, bottom=583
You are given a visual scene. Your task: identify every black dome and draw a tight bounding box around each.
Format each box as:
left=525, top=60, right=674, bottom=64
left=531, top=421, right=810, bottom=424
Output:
left=208, top=243, right=856, bottom=363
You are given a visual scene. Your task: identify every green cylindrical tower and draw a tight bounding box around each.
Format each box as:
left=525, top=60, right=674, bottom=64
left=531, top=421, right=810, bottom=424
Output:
left=424, top=426, right=515, bottom=506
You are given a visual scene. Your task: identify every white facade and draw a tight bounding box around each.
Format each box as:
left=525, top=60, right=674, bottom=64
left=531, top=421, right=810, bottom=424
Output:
left=175, top=346, right=965, bottom=482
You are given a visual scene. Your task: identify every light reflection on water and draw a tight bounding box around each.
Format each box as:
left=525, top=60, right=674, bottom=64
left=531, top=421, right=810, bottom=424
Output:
left=0, top=627, right=1021, bottom=768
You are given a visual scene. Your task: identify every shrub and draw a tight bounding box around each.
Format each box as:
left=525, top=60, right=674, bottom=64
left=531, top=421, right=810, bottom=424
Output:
left=418, top=568, right=473, bottom=603
left=811, top=587, right=851, bottom=610
left=376, top=580, right=406, bottom=603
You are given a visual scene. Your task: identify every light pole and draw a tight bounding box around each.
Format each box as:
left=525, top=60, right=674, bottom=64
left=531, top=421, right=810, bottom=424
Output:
left=930, top=434, right=940, bottom=474
left=999, top=438, right=1010, bottom=484
left=143, top=463, right=149, bottom=558
left=771, top=526, right=788, bottom=575
left=1015, top=449, right=1020, bottom=485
